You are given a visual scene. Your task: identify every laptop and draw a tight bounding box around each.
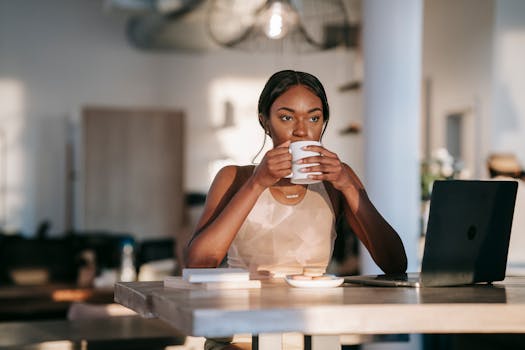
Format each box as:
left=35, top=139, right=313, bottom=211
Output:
left=345, top=180, right=518, bottom=287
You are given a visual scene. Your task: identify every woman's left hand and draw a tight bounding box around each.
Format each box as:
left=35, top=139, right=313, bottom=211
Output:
left=298, top=145, right=356, bottom=191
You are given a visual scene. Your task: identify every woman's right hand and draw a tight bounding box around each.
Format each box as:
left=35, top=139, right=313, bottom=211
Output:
left=253, top=140, right=292, bottom=188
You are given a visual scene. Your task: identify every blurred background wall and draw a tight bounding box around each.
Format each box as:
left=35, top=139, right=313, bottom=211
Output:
left=0, top=0, right=523, bottom=248
left=0, top=0, right=363, bottom=238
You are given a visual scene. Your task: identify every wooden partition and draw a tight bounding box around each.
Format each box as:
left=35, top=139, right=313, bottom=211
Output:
left=81, top=107, right=185, bottom=242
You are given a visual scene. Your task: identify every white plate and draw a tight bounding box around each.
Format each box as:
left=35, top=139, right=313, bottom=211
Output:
left=285, top=275, right=344, bottom=288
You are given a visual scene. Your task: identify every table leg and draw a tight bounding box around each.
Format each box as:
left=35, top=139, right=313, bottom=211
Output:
left=255, top=333, right=282, bottom=350
left=304, top=335, right=340, bottom=350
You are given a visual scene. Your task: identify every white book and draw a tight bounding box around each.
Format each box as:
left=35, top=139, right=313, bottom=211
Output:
left=164, top=276, right=261, bottom=290
left=182, top=268, right=250, bottom=283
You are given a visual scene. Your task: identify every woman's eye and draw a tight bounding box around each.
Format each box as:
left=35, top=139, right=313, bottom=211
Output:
left=280, top=115, right=293, bottom=121
left=310, top=116, right=321, bottom=122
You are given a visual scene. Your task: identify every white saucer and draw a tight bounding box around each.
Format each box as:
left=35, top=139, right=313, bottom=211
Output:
left=285, top=275, right=344, bottom=288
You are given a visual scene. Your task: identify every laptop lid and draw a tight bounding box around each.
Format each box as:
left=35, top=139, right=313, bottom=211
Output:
left=419, top=180, right=517, bottom=286
left=345, top=180, right=517, bottom=287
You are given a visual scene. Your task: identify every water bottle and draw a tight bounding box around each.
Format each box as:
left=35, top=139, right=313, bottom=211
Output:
left=119, top=239, right=137, bottom=282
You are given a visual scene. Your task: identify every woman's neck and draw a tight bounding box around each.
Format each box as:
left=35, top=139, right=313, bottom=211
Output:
left=270, top=181, right=308, bottom=202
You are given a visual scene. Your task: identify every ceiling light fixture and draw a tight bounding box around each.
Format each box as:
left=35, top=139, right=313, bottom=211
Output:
left=207, top=0, right=354, bottom=53
left=258, top=0, right=298, bottom=40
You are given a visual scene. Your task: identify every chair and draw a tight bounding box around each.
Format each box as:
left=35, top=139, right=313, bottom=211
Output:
left=486, top=153, right=525, bottom=275
left=487, top=153, right=522, bottom=178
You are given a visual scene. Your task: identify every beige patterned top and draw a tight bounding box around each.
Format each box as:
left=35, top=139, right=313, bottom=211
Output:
left=227, top=182, right=336, bottom=278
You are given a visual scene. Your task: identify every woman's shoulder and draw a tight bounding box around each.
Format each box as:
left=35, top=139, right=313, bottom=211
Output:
left=237, top=165, right=256, bottom=179
left=205, top=165, right=256, bottom=207
left=213, top=165, right=255, bottom=189
left=215, top=165, right=255, bottom=179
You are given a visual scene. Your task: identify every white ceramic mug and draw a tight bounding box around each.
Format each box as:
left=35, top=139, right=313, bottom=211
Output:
left=289, top=140, right=322, bottom=184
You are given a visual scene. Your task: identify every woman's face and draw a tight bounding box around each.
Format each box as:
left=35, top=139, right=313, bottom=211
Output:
left=266, top=85, right=325, bottom=146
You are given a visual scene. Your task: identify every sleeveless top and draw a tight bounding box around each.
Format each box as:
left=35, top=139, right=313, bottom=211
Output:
left=227, top=182, right=337, bottom=278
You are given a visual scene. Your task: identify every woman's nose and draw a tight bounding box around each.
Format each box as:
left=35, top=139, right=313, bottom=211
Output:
left=293, top=121, right=307, bottom=136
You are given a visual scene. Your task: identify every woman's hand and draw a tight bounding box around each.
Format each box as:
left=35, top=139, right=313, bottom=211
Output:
left=302, top=144, right=407, bottom=273
left=252, top=140, right=292, bottom=188
left=298, top=144, right=359, bottom=191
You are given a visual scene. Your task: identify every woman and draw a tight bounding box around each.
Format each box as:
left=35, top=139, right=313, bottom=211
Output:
left=185, top=70, right=407, bottom=276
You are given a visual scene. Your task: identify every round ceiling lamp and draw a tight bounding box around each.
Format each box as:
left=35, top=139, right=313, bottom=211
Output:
left=258, top=1, right=299, bottom=39
left=207, top=0, right=352, bottom=53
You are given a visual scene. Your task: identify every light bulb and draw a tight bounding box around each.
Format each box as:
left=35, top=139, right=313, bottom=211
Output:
left=260, top=1, right=298, bottom=40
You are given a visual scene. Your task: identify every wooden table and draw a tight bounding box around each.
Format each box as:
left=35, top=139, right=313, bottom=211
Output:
left=0, top=283, right=114, bottom=321
left=0, top=316, right=186, bottom=349
left=0, top=284, right=188, bottom=349
left=114, top=277, right=525, bottom=350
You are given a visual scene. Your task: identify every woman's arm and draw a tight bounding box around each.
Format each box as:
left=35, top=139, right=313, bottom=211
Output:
left=184, top=165, right=264, bottom=268
left=301, top=146, right=407, bottom=273
left=337, top=164, right=407, bottom=273
left=184, top=141, right=293, bottom=268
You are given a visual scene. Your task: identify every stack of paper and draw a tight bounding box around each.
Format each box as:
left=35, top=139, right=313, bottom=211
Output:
left=164, top=268, right=261, bottom=290
left=182, top=268, right=250, bottom=282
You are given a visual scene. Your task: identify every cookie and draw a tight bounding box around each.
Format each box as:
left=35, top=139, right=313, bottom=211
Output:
left=290, top=274, right=313, bottom=280
left=303, top=267, right=325, bottom=277
left=312, top=275, right=333, bottom=280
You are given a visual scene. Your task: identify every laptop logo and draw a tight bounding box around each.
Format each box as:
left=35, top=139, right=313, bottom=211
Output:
left=467, top=225, right=477, bottom=240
